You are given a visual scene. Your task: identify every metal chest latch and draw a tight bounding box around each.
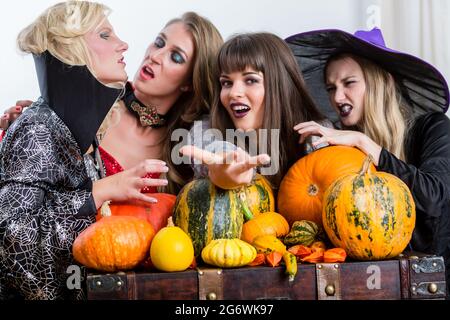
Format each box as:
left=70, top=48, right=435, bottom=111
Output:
left=316, top=263, right=342, bottom=300
left=408, top=256, right=446, bottom=299
left=197, top=268, right=224, bottom=300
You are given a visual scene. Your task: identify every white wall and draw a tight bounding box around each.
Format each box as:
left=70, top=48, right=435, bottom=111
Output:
left=0, top=0, right=362, bottom=113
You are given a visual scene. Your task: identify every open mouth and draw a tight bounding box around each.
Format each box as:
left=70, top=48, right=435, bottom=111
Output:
left=140, top=65, right=155, bottom=80
left=338, top=104, right=353, bottom=118
left=118, top=57, right=126, bottom=66
left=230, top=103, right=251, bottom=119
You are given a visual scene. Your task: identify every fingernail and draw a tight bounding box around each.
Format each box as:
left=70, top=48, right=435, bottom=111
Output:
left=150, top=198, right=158, bottom=203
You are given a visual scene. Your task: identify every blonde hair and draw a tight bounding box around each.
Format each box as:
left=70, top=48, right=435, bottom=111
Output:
left=17, top=1, right=110, bottom=68
left=329, top=54, right=409, bottom=160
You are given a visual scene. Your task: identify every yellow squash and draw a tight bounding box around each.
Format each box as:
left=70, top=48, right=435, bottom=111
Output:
left=252, top=235, right=287, bottom=255
left=201, top=239, right=257, bottom=268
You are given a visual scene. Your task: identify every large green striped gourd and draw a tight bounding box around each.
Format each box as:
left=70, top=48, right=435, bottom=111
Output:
left=322, top=156, right=416, bottom=260
left=173, top=175, right=274, bottom=257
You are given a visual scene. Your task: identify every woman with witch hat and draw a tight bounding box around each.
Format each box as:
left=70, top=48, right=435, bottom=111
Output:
left=288, top=28, right=450, bottom=296
left=0, top=1, right=169, bottom=300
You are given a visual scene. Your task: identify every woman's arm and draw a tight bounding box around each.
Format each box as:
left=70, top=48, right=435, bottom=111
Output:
left=377, top=113, right=450, bottom=215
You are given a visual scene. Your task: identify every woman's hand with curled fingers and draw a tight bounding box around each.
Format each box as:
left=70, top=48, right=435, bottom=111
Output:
left=180, top=145, right=270, bottom=190
left=0, top=100, right=33, bottom=130
left=294, top=121, right=363, bottom=148
left=294, top=121, right=383, bottom=165
left=92, top=159, right=169, bottom=208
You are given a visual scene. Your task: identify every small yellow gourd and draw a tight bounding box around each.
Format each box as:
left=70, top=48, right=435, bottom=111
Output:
left=252, top=235, right=287, bottom=255
left=150, top=226, right=194, bottom=272
left=201, top=239, right=257, bottom=268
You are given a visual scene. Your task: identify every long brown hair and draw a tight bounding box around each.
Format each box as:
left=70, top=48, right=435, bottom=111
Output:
left=211, top=32, right=325, bottom=189
left=161, top=12, right=223, bottom=194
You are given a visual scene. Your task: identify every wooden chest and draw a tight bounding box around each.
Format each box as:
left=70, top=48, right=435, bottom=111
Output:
left=86, top=252, right=446, bottom=300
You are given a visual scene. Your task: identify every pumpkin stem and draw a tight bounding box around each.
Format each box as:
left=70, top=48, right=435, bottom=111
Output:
left=167, top=217, right=175, bottom=227
left=360, top=155, right=374, bottom=176
left=100, top=201, right=112, bottom=217
left=307, top=184, right=319, bottom=196
left=239, top=190, right=254, bottom=221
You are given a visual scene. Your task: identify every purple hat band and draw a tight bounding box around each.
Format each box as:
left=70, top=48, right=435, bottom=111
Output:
left=286, top=28, right=450, bottom=117
left=354, top=28, right=386, bottom=47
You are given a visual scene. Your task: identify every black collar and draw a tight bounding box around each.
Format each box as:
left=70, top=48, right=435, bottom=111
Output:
left=123, top=82, right=168, bottom=128
left=33, top=51, right=123, bottom=154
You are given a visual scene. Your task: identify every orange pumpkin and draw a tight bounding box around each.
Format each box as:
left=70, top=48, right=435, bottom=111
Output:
left=277, top=146, right=376, bottom=226
left=241, top=212, right=289, bottom=244
left=73, top=216, right=155, bottom=272
left=96, top=193, right=176, bottom=233
left=322, top=156, right=416, bottom=260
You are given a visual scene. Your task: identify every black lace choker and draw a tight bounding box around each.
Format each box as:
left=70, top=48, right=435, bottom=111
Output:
left=123, top=82, right=167, bottom=128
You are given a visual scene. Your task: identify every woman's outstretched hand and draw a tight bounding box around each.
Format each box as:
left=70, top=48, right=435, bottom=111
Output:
left=92, top=159, right=169, bottom=208
left=180, top=145, right=270, bottom=190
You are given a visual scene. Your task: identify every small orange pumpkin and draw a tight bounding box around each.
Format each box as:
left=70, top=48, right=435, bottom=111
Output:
left=241, top=212, right=289, bottom=244
left=73, top=216, right=155, bottom=272
left=96, top=193, right=176, bottom=233
left=278, top=146, right=376, bottom=226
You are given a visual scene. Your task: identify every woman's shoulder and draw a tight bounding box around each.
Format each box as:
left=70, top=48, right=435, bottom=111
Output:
left=406, top=112, right=450, bottom=154
left=412, top=112, right=450, bottom=133
left=7, top=100, right=55, bottom=135
left=3, top=99, right=77, bottom=151
left=414, top=111, right=450, bottom=125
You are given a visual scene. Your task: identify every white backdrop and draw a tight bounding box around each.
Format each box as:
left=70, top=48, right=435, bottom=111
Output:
left=1, top=0, right=448, bottom=116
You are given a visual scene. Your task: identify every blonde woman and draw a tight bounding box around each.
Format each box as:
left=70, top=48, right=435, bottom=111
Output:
left=289, top=28, right=450, bottom=295
left=2, top=12, right=224, bottom=195
left=0, top=1, right=168, bottom=300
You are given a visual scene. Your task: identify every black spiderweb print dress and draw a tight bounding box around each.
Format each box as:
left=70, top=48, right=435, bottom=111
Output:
left=0, top=101, right=99, bottom=300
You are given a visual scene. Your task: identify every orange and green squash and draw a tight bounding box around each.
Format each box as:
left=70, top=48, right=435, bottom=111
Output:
left=322, top=156, right=416, bottom=260
left=283, top=220, right=322, bottom=247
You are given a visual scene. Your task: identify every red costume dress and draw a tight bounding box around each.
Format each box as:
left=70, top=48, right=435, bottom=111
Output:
left=99, top=146, right=159, bottom=193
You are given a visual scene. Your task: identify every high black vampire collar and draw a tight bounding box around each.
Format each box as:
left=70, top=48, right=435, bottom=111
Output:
left=33, top=51, right=123, bottom=154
